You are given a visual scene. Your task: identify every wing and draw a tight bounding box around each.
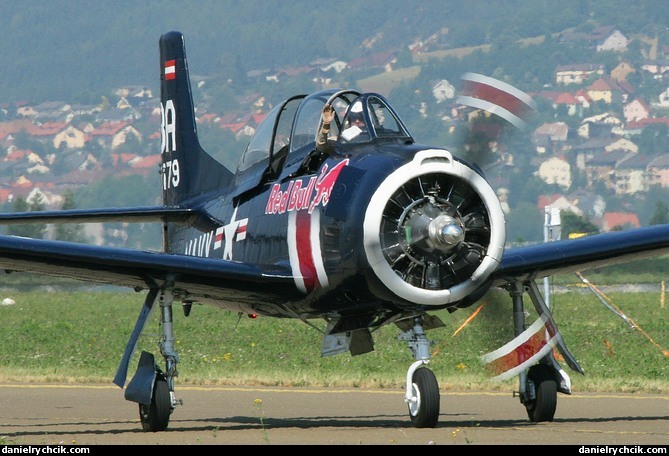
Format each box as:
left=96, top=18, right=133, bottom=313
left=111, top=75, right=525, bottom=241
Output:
left=493, top=223, right=669, bottom=285
left=0, top=235, right=297, bottom=306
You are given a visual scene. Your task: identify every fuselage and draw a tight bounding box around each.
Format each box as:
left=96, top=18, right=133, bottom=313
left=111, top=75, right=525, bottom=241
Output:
left=162, top=87, right=506, bottom=321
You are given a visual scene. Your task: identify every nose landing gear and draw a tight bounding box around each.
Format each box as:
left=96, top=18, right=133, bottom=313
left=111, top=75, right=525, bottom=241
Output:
left=398, top=314, right=441, bottom=428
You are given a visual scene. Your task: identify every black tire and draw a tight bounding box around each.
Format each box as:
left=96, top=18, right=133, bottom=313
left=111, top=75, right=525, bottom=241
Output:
left=525, top=364, right=557, bottom=422
left=139, top=378, right=171, bottom=432
left=407, top=367, right=440, bottom=428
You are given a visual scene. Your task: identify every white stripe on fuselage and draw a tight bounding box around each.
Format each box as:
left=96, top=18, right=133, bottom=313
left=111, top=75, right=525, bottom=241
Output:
left=287, top=210, right=328, bottom=293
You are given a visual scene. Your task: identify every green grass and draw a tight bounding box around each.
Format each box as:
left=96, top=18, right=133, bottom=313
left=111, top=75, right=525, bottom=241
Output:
left=0, top=282, right=667, bottom=393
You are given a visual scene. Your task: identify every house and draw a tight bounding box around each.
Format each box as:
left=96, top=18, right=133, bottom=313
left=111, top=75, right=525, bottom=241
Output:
left=537, top=193, right=582, bottom=216
left=567, top=189, right=606, bottom=218
left=111, top=153, right=137, bottom=167
left=53, top=125, right=87, bottom=150
left=111, top=125, right=142, bottom=150
left=533, top=122, right=569, bottom=154
left=577, top=113, right=622, bottom=138
left=599, top=212, right=640, bottom=232
left=604, top=137, right=638, bottom=154
left=552, top=92, right=581, bottom=116
left=584, top=149, right=635, bottom=190
left=586, top=77, right=634, bottom=105
left=90, top=122, right=142, bottom=150
left=27, top=122, right=69, bottom=146
left=557, top=26, right=628, bottom=52
left=116, top=97, right=132, bottom=110
left=16, top=105, right=39, bottom=118
left=575, top=136, right=638, bottom=171
left=623, top=117, right=669, bottom=136
left=614, top=153, right=653, bottom=195
left=573, top=89, right=592, bottom=110
left=66, top=104, right=100, bottom=122
left=586, top=78, right=617, bottom=104
left=610, top=61, right=635, bottom=82
left=319, top=60, right=348, bottom=74
left=646, top=155, right=669, bottom=188
left=640, top=60, right=669, bottom=80
left=432, top=79, right=456, bottom=103
left=0, top=119, right=33, bottom=141
left=654, top=87, right=669, bottom=108
left=537, top=156, right=571, bottom=189
left=32, top=101, right=73, bottom=122
left=590, top=26, right=628, bottom=52
left=129, top=155, right=161, bottom=174
left=555, top=64, right=605, bottom=85
left=623, top=98, right=652, bottom=123
left=347, top=50, right=398, bottom=72
left=115, top=86, right=154, bottom=99
left=4, top=146, right=29, bottom=162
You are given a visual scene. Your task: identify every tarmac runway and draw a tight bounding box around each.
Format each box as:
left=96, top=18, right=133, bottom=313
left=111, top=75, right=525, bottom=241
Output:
left=0, top=383, right=668, bottom=445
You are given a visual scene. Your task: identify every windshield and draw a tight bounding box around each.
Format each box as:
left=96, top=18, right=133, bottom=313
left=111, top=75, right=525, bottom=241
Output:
left=340, top=94, right=411, bottom=144
left=236, top=89, right=414, bottom=185
left=237, top=95, right=304, bottom=173
left=289, top=89, right=359, bottom=154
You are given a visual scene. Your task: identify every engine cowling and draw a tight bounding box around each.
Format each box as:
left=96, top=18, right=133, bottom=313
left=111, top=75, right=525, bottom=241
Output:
left=363, top=148, right=506, bottom=307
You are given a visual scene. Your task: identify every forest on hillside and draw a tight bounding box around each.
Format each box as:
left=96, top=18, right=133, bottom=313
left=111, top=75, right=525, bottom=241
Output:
left=1, top=0, right=668, bottom=103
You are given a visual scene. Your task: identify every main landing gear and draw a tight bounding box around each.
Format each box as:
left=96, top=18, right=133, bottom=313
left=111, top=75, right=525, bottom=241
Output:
left=119, top=285, right=183, bottom=432
left=508, top=280, right=584, bottom=422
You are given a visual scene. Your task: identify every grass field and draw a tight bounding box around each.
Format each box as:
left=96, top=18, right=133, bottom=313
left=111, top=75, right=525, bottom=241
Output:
left=0, top=279, right=667, bottom=394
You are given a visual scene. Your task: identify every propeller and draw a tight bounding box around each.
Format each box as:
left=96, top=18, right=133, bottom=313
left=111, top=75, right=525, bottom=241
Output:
left=379, top=171, right=491, bottom=291
left=456, top=72, right=537, bottom=171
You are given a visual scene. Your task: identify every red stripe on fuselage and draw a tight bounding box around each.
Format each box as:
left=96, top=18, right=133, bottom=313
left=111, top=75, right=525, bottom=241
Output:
left=295, top=211, right=316, bottom=291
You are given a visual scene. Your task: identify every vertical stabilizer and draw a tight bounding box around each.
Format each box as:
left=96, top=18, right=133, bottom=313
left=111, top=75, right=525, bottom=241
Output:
left=159, top=31, right=233, bottom=206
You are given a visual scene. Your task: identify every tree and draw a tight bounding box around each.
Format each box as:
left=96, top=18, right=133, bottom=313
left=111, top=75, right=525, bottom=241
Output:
left=506, top=202, right=544, bottom=243
left=560, top=211, right=599, bottom=239
left=649, top=201, right=669, bottom=226
left=6, top=194, right=47, bottom=239
left=54, top=190, right=87, bottom=243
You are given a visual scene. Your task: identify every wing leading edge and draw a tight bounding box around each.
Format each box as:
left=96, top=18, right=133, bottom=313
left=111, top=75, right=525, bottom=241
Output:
left=0, top=235, right=297, bottom=306
left=494, top=223, right=669, bottom=285
left=0, top=206, right=199, bottom=225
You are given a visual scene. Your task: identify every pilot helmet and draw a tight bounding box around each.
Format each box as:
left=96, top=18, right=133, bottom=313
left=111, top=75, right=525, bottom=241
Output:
left=346, top=101, right=365, bottom=127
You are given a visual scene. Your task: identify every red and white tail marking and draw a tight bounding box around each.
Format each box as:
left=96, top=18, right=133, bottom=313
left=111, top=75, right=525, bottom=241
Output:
left=164, top=59, right=176, bottom=80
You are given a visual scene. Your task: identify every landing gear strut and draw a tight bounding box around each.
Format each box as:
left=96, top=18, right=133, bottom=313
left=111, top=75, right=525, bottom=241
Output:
left=120, top=284, right=183, bottom=432
left=508, top=280, right=583, bottom=422
left=138, top=287, right=180, bottom=431
left=399, top=315, right=440, bottom=428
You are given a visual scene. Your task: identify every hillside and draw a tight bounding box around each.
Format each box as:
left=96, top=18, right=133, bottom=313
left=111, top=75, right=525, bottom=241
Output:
left=1, top=0, right=668, bottom=103
left=1, top=0, right=669, bottom=247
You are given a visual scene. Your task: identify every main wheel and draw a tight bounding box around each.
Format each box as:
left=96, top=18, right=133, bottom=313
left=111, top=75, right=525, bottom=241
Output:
left=408, top=367, right=440, bottom=428
left=525, top=364, right=557, bottom=422
left=139, top=377, right=172, bottom=432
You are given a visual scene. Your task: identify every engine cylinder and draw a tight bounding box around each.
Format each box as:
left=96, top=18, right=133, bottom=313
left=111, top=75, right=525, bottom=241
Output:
left=363, top=149, right=506, bottom=306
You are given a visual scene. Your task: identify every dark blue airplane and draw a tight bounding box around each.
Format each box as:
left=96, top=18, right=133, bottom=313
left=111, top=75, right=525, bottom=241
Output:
left=1, top=31, right=668, bottom=432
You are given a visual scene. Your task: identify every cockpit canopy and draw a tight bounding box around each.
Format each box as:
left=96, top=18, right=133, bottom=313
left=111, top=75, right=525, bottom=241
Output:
left=235, top=89, right=413, bottom=184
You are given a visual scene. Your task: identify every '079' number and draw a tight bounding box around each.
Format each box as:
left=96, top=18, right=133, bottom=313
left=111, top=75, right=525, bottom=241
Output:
left=162, top=159, right=180, bottom=190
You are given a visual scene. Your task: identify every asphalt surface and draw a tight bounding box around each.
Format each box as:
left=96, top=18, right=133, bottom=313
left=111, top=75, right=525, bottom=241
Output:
left=0, top=383, right=668, bottom=445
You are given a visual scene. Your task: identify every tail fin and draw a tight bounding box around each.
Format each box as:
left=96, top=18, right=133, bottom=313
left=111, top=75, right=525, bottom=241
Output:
left=159, top=31, right=234, bottom=206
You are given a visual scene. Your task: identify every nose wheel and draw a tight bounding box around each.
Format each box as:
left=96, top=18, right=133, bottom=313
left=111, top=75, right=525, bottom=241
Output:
left=400, top=315, right=441, bottom=428
left=407, top=367, right=440, bottom=428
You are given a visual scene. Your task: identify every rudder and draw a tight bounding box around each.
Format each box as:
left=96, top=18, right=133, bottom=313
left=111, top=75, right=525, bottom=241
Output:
left=159, top=31, right=234, bottom=206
